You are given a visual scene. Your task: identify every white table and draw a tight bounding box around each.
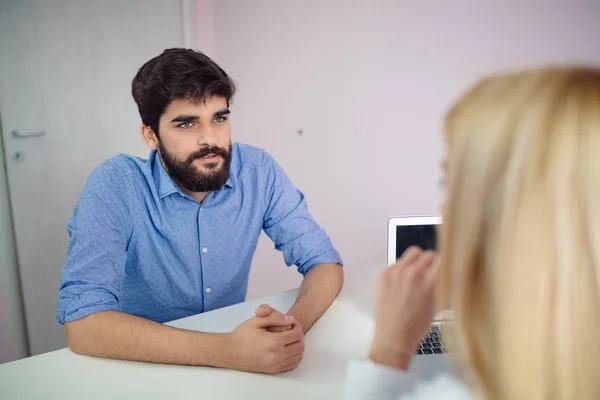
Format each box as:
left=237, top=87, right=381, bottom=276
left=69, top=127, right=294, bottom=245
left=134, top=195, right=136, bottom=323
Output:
left=0, top=266, right=382, bottom=399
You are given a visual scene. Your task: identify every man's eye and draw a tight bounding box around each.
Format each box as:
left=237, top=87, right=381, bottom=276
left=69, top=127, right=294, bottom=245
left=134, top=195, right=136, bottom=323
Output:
left=214, top=116, right=228, bottom=124
left=178, top=121, right=193, bottom=129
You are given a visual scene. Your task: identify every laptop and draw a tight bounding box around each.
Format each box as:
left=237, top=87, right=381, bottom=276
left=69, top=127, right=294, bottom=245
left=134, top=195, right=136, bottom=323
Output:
left=387, top=215, right=453, bottom=380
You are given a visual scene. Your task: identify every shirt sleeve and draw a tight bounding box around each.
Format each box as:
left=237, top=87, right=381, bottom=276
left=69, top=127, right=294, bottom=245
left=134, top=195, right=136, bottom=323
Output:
left=56, top=162, right=133, bottom=324
left=261, top=153, right=342, bottom=275
left=343, top=360, right=470, bottom=400
left=343, top=361, right=418, bottom=400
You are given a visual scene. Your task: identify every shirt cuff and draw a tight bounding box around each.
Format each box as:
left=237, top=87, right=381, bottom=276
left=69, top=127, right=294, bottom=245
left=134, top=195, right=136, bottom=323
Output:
left=343, top=360, right=418, bottom=400
left=298, top=251, right=343, bottom=275
left=57, top=288, right=119, bottom=324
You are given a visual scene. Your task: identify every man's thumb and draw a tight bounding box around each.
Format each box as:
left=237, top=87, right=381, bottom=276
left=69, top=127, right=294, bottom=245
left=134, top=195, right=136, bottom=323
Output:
left=254, top=311, right=294, bottom=329
left=254, top=303, right=274, bottom=317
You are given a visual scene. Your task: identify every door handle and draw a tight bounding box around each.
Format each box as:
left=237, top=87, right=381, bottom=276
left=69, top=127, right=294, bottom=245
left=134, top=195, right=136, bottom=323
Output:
left=12, top=129, right=46, bottom=138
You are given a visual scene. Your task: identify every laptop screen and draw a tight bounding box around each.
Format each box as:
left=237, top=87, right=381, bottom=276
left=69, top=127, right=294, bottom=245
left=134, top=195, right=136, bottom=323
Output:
left=396, top=224, right=438, bottom=260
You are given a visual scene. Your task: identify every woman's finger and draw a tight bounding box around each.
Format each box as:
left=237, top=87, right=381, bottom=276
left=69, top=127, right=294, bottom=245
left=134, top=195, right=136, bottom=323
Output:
left=425, top=256, right=441, bottom=281
left=397, top=246, right=423, bottom=266
left=411, top=250, right=437, bottom=274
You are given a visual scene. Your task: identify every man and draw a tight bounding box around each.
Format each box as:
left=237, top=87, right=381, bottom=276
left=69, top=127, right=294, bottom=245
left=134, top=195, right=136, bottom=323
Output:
left=56, top=48, right=343, bottom=374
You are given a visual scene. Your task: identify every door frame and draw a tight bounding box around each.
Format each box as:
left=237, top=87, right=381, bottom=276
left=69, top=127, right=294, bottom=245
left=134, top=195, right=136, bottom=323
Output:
left=0, top=116, right=29, bottom=363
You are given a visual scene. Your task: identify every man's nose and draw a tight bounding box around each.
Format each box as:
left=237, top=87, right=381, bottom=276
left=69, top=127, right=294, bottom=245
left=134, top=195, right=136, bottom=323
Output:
left=197, top=125, right=219, bottom=147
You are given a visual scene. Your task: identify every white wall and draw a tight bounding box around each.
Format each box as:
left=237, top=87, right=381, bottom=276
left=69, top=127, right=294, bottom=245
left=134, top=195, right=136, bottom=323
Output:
left=200, top=0, right=600, bottom=299
left=0, top=128, right=28, bottom=363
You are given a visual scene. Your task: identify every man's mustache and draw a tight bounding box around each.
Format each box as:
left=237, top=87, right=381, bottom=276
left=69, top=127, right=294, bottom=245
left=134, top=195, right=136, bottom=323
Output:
left=187, top=146, right=229, bottom=163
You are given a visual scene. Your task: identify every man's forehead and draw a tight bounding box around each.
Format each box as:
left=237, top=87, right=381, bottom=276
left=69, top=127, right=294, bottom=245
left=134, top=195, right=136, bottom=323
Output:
left=163, top=96, right=228, bottom=116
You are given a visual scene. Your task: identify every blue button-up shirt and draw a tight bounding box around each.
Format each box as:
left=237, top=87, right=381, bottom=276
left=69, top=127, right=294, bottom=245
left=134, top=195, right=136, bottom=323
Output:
left=56, top=143, right=342, bottom=324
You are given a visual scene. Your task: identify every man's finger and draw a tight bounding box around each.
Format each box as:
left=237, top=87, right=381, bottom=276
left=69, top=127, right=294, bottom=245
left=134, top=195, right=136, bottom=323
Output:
left=266, top=324, right=293, bottom=333
left=254, top=304, right=274, bottom=317
left=283, top=340, right=304, bottom=357
left=253, top=311, right=294, bottom=329
left=273, top=323, right=303, bottom=345
left=280, top=353, right=303, bottom=372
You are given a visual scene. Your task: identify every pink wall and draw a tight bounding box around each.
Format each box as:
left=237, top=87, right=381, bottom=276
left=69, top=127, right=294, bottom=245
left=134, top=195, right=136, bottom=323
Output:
left=196, top=0, right=600, bottom=300
left=195, top=0, right=217, bottom=60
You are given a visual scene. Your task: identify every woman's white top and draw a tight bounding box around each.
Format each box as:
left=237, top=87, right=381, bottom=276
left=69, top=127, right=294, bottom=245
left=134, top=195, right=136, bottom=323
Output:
left=343, top=361, right=471, bottom=400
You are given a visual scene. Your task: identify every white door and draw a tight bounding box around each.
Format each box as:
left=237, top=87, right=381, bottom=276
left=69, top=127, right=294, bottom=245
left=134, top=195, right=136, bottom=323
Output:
left=0, top=0, right=194, bottom=355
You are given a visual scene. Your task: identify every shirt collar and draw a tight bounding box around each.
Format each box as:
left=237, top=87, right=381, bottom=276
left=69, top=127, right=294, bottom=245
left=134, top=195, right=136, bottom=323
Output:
left=151, top=149, right=235, bottom=199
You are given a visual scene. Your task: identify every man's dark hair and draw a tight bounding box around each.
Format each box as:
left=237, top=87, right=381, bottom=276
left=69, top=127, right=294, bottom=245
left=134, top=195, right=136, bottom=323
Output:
left=131, top=48, right=236, bottom=136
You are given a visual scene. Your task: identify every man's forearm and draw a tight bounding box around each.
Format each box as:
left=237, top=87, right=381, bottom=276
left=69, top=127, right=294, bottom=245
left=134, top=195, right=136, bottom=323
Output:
left=286, top=263, right=343, bottom=333
left=65, top=310, right=231, bottom=367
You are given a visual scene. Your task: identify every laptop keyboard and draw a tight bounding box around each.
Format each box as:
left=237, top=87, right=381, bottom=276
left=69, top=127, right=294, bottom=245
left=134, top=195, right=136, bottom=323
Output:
left=416, top=325, right=445, bottom=355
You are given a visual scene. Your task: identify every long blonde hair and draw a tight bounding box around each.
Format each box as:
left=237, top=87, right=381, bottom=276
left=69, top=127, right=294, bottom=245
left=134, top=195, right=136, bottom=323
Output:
left=439, top=67, right=600, bottom=399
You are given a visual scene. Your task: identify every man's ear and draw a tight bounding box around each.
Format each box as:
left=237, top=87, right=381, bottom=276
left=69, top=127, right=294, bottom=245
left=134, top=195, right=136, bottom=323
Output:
left=140, top=124, right=159, bottom=150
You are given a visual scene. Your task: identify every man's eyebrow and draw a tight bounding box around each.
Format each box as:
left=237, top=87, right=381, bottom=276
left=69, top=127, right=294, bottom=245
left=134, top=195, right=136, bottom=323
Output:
left=170, top=115, right=199, bottom=123
left=214, top=109, right=231, bottom=117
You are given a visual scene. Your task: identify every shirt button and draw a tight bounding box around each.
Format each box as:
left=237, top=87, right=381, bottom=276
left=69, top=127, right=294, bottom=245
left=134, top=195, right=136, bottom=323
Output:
left=205, top=287, right=212, bottom=294
left=202, top=247, right=208, bottom=253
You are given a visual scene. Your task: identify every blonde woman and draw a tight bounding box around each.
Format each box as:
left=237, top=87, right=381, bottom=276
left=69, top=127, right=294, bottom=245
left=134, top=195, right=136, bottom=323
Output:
left=344, top=67, right=600, bottom=399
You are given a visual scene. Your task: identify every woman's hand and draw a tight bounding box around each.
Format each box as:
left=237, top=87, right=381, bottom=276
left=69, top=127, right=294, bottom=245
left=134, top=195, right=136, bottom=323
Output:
left=370, top=246, right=439, bottom=370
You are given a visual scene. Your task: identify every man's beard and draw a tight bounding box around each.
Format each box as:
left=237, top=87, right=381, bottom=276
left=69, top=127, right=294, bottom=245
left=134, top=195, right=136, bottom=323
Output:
left=159, top=142, right=232, bottom=193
